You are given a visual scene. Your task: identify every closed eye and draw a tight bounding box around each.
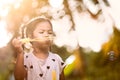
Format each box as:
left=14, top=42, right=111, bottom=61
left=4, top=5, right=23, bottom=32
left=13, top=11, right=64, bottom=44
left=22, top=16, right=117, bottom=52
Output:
left=48, top=32, right=53, bottom=35
left=39, top=31, right=44, bottom=34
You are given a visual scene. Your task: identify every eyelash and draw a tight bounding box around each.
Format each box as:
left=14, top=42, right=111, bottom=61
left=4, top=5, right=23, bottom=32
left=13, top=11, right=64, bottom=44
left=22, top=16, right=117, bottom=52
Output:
left=39, top=32, right=53, bottom=34
left=48, top=32, right=53, bottom=34
left=39, top=32, right=44, bottom=34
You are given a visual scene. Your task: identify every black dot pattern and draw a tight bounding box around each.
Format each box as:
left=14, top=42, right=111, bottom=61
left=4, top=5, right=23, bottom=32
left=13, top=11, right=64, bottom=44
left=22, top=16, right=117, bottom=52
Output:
left=30, top=65, right=33, bottom=69
left=24, top=65, right=27, bottom=68
left=61, top=62, right=64, bottom=66
left=39, top=73, right=43, bottom=77
left=52, top=59, right=55, bottom=62
left=47, top=66, right=50, bottom=69
left=26, top=56, right=28, bottom=58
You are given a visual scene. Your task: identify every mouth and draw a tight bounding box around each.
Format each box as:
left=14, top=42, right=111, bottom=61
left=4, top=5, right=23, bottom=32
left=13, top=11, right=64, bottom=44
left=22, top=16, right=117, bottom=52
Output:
left=20, top=36, right=54, bottom=43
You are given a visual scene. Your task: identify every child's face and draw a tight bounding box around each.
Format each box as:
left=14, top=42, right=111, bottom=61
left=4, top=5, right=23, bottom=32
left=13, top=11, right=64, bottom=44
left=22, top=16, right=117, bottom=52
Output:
left=32, top=21, right=53, bottom=47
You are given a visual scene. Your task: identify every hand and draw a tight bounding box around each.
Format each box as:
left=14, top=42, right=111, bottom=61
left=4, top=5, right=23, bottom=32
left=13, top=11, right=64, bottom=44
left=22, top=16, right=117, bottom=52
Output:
left=12, top=38, right=24, bottom=54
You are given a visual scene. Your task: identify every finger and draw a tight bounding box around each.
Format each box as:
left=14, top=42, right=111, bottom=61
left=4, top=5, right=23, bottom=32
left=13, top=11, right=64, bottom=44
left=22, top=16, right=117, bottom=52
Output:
left=12, top=38, right=17, bottom=45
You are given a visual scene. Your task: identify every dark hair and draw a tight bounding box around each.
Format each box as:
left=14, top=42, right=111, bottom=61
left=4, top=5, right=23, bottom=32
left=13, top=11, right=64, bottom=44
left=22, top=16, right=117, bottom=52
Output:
left=23, top=17, right=52, bottom=38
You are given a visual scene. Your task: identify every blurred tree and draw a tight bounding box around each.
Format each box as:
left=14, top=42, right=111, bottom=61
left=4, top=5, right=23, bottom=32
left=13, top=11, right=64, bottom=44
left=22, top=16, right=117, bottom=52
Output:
left=84, top=27, right=120, bottom=80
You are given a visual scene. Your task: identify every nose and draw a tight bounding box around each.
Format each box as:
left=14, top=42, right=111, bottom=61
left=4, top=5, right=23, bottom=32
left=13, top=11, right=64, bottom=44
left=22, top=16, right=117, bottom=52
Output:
left=44, top=32, right=49, bottom=37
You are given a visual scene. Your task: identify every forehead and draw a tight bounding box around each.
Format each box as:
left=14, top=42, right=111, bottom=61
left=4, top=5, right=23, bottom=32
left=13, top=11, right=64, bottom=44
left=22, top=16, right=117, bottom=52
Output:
left=35, top=21, right=52, bottom=30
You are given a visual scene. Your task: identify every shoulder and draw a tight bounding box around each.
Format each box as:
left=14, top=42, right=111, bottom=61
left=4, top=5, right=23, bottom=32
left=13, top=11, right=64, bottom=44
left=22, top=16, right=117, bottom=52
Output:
left=49, top=52, right=62, bottom=60
left=49, top=52, right=66, bottom=74
left=49, top=52, right=66, bottom=66
left=24, top=52, right=31, bottom=58
left=24, top=52, right=34, bottom=61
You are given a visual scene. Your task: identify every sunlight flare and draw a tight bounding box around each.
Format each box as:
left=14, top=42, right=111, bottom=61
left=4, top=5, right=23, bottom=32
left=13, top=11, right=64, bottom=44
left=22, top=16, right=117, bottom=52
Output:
left=0, top=21, right=12, bottom=48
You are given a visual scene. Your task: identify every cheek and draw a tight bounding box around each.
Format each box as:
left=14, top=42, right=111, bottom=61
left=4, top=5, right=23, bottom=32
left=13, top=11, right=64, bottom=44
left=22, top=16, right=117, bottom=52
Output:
left=32, top=33, right=42, bottom=38
left=33, top=30, right=41, bottom=38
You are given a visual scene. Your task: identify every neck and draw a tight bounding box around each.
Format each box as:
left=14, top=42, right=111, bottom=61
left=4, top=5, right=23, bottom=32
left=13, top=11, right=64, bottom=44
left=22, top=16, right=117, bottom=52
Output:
left=32, top=45, right=49, bottom=59
left=33, top=47, right=49, bottom=54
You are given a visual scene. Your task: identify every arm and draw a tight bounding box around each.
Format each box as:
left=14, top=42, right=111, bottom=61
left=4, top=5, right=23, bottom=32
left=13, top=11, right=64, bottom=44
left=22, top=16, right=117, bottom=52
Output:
left=60, top=69, right=65, bottom=80
left=14, top=53, right=27, bottom=80
left=12, top=38, right=27, bottom=80
left=55, top=54, right=66, bottom=80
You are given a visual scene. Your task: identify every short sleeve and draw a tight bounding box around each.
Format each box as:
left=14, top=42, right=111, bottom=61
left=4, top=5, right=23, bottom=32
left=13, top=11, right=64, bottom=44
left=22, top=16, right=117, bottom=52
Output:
left=54, top=54, right=66, bottom=73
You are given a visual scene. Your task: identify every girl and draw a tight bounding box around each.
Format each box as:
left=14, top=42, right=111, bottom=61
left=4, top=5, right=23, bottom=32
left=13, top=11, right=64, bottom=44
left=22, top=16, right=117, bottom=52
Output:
left=12, top=17, right=66, bottom=80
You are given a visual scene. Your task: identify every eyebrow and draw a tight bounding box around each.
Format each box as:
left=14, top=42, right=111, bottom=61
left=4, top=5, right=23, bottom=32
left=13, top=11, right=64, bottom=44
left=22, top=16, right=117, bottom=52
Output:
left=38, top=30, right=53, bottom=33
